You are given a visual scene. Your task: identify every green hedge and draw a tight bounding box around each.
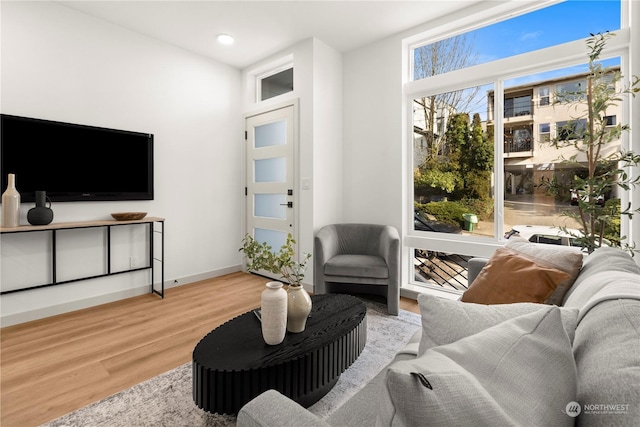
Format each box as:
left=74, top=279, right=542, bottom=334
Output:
left=603, top=198, right=621, bottom=245
left=415, top=198, right=494, bottom=227
left=460, top=197, right=494, bottom=220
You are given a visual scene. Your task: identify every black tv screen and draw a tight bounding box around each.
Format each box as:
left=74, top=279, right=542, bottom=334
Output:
left=1, top=114, right=153, bottom=203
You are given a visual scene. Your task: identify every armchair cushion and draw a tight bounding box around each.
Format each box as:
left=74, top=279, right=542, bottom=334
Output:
left=324, top=254, right=389, bottom=279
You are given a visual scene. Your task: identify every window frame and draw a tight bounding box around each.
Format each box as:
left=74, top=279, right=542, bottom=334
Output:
left=402, top=3, right=633, bottom=292
left=258, top=66, right=294, bottom=102
left=556, top=79, right=587, bottom=103
left=556, top=119, right=588, bottom=141
left=539, top=87, right=550, bottom=106
left=253, top=59, right=294, bottom=103
left=539, top=123, right=551, bottom=143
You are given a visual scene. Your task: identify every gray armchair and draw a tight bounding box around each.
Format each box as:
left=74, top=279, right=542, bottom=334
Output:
left=314, top=224, right=400, bottom=315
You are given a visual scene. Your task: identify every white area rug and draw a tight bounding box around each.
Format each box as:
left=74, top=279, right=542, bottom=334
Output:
left=42, top=299, right=421, bottom=427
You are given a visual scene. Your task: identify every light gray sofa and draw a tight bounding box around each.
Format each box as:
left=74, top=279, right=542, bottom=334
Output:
left=237, top=247, right=640, bottom=426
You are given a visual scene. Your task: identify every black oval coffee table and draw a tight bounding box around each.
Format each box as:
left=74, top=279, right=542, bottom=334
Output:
left=192, top=293, right=367, bottom=415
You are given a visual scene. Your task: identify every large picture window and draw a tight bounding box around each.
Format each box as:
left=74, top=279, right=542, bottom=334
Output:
left=404, top=0, right=629, bottom=294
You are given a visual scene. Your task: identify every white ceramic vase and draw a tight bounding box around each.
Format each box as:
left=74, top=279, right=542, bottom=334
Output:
left=260, top=281, right=287, bottom=345
left=2, top=174, right=21, bottom=228
left=287, top=284, right=312, bottom=333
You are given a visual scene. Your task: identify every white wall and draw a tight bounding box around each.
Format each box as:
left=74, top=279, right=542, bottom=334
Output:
left=342, top=37, right=403, bottom=231
left=0, top=1, right=243, bottom=325
left=311, top=39, right=343, bottom=231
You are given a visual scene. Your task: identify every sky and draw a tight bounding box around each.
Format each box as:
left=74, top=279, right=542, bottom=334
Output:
left=419, top=0, right=622, bottom=120
left=415, top=0, right=621, bottom=79
left=472, top=0, right=621, bottom=65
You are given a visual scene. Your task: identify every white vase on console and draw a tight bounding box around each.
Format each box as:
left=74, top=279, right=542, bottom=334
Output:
left=2, top=173, right=21, bottom=228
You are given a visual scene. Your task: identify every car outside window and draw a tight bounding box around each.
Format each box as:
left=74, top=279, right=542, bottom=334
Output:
left=531, top=234, right=562, bottom=245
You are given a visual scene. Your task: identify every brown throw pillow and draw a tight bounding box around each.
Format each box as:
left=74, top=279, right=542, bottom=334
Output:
left=461, top=247, right=570, bottom=304
left=503, top=237, right=583, bottom=305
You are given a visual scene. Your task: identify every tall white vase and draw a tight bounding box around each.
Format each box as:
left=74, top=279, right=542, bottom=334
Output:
left=2, top=174, right=21, bottom=228
left=261, top=281, right=287, bottom=345
left=287, top=284, right=312, bottom=333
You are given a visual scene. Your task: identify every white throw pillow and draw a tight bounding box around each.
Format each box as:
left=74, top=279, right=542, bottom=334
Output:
left=417, top=293, right=579, bottom=356
left=377, top=307, right=577, bottom=427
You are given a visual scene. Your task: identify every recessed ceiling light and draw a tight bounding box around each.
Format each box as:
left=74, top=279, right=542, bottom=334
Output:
left=217, top=34, right=234, bottom=45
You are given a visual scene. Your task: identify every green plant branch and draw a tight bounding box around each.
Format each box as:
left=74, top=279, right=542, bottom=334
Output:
left=544, top=32, right=640, bottom=254
left=240, top=233, right=311, bottom=286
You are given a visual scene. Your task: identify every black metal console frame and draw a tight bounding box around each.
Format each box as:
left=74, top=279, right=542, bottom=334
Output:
left=0, top=217, right=165, bottom=298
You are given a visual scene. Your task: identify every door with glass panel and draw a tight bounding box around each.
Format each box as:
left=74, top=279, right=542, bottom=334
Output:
left=245, top=105, right=296, bottom=280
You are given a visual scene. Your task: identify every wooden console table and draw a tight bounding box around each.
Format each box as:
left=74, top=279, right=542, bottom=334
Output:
left=0, top=217, right=165, bottom=297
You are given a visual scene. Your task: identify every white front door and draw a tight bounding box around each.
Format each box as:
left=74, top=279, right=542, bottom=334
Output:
left=245, top=104, right=297, bottom=279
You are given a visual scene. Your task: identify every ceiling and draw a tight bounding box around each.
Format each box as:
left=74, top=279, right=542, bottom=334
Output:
left=58, top=1, right=482, bottom=69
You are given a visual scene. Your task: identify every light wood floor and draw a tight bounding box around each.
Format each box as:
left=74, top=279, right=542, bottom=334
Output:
left=0, top=272, right=419, bottom=427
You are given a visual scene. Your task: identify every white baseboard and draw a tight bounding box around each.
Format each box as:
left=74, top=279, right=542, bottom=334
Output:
left=1, top=286, right=151, bottom=327
left=166, top=265, right=241, bottom=289
left=0, top=265, right=243, bottom=327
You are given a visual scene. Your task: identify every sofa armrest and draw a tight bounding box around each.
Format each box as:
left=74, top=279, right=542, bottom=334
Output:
left=237, top=390, right=331, bottom=427
left=467, top=257, right=489, bottom=287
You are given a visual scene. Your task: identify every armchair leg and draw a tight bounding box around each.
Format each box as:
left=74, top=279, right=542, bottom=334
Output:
left=387, top=295, right=399, bottom=316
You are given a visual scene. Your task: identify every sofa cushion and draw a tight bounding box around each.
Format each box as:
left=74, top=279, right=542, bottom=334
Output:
left=324, top=254, right=388, bottom=278
left=461, top=246, right=569, bottom=304
left=563, top=247, right=640, bottom=307
left=327, top=337, right=420, bottom=427
left=572, top=273, right=640, bottom=322
left=462, top=237, right=583, bottom=305
left=377, top=307, right=576, bottom=427
left=571, top=299, right=640, bottom=426
left=505, top=237, right=584, bottom=304
left=417, top=293, right=579, bottom=355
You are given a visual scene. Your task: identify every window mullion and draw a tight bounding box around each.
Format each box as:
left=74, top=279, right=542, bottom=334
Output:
left=494, top=80, right=505, bottom=241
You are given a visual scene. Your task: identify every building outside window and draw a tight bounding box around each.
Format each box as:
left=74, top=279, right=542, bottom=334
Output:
left=539, top=123, right=551, bottom=143
left=539, top=87, right=550, bottom=106
left=557, top=118, right=588, bottom=141
left=505, top=95, right=532, bottom=118
left=604, top=115, right=617, bottom=126
left=556, top=80, right=586, bottom=102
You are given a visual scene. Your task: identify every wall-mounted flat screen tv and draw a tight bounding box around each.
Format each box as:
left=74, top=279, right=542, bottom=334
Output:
left=1, top=114, right=154, bottom=203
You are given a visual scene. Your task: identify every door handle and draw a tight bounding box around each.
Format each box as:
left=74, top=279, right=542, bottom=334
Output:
left=280, top=202, right=293, bottom=208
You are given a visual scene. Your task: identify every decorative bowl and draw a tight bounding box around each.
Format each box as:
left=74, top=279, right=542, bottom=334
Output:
left=111, top=212, right=147, bottom=221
